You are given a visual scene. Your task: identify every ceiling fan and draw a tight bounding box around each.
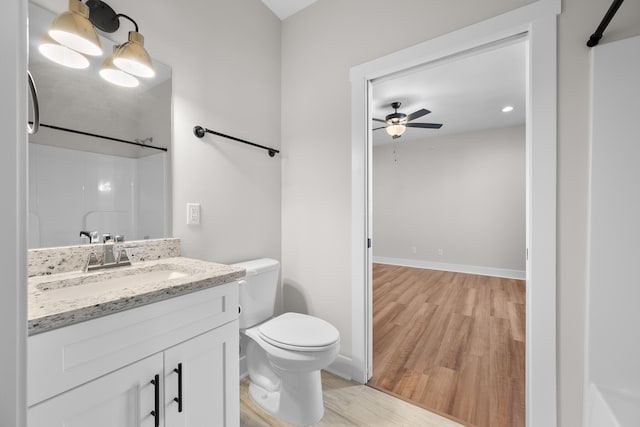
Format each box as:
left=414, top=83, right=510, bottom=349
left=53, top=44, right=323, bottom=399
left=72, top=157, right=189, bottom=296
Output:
left=373, top=101, right=442, bottom=139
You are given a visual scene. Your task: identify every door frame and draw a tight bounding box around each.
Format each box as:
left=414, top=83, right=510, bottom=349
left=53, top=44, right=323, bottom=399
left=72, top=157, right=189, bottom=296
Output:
left=349, top=1, right=560, bottom=426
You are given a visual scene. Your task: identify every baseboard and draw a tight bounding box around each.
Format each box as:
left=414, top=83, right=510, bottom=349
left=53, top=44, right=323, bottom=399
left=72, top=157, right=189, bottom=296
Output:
left=373, top=256, right=525, bottom=280
left=325, top=354, right=353, bottom=381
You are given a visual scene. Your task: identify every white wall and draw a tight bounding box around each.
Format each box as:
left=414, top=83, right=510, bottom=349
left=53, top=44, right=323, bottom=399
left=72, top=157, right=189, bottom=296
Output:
left=280, top=1, right=640, bottom=427
left=372, top=126, right=525, bottom=274
left=586, top=35, right=640, bottom=425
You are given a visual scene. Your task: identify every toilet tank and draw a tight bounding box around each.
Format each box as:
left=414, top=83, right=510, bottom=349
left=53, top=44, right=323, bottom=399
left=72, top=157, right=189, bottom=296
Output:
left=232, top=258, right=280, bottom=329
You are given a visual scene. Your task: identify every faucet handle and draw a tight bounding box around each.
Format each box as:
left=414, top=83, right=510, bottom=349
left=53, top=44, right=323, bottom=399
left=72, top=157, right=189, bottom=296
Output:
left=84, top=251, right=101, bottom=272
left=116, top=249, right=131, bottom=266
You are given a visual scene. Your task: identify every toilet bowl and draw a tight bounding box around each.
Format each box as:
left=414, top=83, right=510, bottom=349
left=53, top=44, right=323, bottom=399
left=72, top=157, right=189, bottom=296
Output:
left=233, top=259, right=340, bottom=426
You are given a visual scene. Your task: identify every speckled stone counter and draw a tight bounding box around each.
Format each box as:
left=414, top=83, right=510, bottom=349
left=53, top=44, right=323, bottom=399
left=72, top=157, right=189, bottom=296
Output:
left=29, top=256, right=245, bottom=335
left=28, top=238, right=180, bottom=277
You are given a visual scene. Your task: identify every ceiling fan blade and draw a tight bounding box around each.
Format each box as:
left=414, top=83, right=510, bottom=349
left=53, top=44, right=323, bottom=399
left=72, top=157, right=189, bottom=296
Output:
left=372, top=117, right=387, bottom=123
left=373, top=126, right=386, bottom=131
left=406, top=122, right=442, bottom=129
left=406, top=109, right=431, bottom=122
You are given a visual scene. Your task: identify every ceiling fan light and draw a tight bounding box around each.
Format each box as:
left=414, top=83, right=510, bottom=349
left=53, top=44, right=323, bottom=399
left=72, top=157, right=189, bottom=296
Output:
left=48, top=0, right=103, bottom=56
left=112, top=31, right=155, bottom=78
left=386, top=124, right=406, bottom=138
left=38, top=35, right=90, bottom=69
left=100, top=48, right=140, bottom=88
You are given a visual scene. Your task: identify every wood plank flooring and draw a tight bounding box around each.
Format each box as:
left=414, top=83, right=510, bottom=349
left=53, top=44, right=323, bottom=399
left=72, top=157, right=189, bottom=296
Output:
left=368, top=264, right=525, bottom=427
left=241, top=371, right=465, bottom=427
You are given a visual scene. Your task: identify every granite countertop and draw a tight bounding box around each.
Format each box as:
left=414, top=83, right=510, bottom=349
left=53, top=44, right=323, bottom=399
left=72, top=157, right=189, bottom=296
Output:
left=28, top=257, right=245, bottom=335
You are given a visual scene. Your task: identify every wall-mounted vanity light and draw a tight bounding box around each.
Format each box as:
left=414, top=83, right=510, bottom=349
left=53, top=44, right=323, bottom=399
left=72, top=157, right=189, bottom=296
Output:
left=111, top=31, right=155, bottom=78
left=47, top=0, right=103, bottom=56
left=40, top=0, right=154, bottom=86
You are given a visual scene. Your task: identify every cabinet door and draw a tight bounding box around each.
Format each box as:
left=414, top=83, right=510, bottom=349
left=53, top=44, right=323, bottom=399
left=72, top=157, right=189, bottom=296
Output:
left=164, top=320, right=239, bottom=427
left=29, top=353, right=163, bottom=427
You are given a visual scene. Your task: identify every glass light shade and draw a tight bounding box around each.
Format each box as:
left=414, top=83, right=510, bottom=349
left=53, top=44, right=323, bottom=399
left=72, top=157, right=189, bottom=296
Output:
left=38, top=36, right=90, bottom=69
left=112, top=31, right=155, bottom=78
left=48, top=0, right=102, bottom=56
left=100, top=49, right=139, bottom=88
left=386, top=124, right=406, bottom=138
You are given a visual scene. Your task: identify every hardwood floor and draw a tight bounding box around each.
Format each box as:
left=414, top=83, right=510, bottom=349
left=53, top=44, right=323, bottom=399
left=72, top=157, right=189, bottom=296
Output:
left=241, top=371, right=465, bottom=427
left=368, top=264, right=525, bottom=427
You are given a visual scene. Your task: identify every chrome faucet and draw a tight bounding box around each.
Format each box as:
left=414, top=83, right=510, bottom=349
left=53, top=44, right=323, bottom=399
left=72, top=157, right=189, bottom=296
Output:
left=84, top=234, right=132, bottom=272
left=102, top=234, right=116, bottom=264
left=79, top=230, right=98, bottom=244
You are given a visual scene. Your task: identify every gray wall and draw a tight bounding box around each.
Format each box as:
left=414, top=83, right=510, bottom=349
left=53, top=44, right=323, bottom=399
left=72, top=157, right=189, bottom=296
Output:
left=372, top=126, right=525, bottom=274
left=280, top=1, right=640, bottom=427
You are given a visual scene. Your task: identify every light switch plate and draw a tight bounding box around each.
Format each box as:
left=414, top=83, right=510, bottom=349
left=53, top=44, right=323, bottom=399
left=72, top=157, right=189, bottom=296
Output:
left=186, top=203, right=200, bottom=225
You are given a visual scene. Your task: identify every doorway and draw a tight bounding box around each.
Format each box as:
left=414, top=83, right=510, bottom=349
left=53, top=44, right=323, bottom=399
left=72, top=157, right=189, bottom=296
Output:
left=366, top=38, right=527, bottom=426
left=350, top=3, right=559, bottom=426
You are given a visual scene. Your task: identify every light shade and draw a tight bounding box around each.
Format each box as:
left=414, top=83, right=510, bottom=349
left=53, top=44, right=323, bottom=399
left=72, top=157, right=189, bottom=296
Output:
left=48, top=0, right=102, bottom=56
left=100, top=47, right=139, bottom=88
left=386, top=124, right=406, bottom=139
left=112, top=31, right=155, bottom=78
left=38, top=35, right=90, bottom=69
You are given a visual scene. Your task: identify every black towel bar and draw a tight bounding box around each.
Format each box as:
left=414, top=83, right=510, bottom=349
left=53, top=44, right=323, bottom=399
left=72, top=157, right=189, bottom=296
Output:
left=193, top=126, right=279, bottom=158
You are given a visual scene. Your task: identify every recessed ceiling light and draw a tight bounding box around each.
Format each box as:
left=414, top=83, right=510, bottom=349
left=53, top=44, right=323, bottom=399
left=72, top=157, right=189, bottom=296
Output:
left=502, top=105, right=514, bottom=113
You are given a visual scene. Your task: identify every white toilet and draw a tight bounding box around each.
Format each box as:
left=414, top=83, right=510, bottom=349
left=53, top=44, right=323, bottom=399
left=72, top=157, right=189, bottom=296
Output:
left=233, top=258, right=340, bottom=426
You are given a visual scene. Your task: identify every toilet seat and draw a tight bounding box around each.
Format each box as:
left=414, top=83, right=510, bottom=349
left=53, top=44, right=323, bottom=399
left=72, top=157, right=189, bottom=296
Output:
left=257, top=312, right=340, bottom=352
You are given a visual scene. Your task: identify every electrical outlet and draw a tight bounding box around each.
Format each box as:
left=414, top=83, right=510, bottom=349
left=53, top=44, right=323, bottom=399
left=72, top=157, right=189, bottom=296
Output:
left=187, top=203, right=200, bottom=225
left=437, top=248, right=444, bottom=256
left=411, top=246, right=417, bottom=254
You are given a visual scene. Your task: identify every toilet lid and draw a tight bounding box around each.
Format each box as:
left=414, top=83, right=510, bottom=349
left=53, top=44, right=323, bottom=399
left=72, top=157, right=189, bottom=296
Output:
left=258, top=312, right=339, bottom=350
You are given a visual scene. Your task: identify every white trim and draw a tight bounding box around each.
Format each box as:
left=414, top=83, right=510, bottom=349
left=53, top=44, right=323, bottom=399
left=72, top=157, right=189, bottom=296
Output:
left=350, top=2, right=559, bottom=427
left=372, top=257, right=526, bottom=280
left=0, top=0, right=27, bottom=425
left=326, top=354, right=354, bottom=381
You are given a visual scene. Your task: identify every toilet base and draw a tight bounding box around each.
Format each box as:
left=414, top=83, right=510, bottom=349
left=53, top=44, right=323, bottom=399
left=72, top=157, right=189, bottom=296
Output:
left=248, top=369, right=325, bottom=427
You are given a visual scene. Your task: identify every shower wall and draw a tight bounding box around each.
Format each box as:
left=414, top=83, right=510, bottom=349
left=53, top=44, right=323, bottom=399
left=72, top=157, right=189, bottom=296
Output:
left=585, top=35, right=640, bottom=427
left=28, top=143, right=166, bottom=248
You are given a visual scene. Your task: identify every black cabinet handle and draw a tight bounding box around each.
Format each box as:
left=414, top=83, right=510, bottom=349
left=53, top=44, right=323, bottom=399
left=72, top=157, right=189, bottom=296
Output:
left=150, top=374, right=160, bottom=427
left=173, top=363, right=183, bottom=413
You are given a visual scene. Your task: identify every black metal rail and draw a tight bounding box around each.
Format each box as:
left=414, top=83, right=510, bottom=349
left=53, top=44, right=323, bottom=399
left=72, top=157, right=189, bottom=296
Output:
left=587, top=0, right=625, bottom=47
left=193, top=125, right=279, bottom=157
left=30, top=122, right=168, bottom=152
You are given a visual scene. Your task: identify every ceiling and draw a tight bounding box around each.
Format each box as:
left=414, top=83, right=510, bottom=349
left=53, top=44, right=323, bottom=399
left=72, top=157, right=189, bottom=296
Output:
left=372, top=38, right=526, bottom=146
left=261, top=0, right=318, bottom=20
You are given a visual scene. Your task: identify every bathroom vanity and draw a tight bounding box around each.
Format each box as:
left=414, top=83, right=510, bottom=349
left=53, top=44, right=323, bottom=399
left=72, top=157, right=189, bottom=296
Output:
left=26, top=239, right=243, bottom=427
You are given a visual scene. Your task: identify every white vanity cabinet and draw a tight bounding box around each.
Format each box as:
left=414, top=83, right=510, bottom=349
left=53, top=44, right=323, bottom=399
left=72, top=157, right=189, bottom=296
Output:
left=27, top=281, right=239, bottom=427
left=29, top=352, right=163, bottom=427
left=164, top=322, right=239, bottom=427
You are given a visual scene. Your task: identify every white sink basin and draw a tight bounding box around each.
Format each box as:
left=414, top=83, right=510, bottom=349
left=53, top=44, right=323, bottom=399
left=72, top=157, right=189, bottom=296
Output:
left=34, top=263, right=198, bottom=302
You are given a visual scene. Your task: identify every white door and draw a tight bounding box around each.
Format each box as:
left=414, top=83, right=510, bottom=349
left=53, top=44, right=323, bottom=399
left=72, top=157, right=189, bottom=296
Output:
left=28, top=353, right=163, bottom=427
left=164, top=320, right=239, bottom=427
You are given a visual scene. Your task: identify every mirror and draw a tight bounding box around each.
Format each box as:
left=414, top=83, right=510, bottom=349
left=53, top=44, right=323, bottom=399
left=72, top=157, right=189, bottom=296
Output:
left=28, top=2, right=172, bottom=249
